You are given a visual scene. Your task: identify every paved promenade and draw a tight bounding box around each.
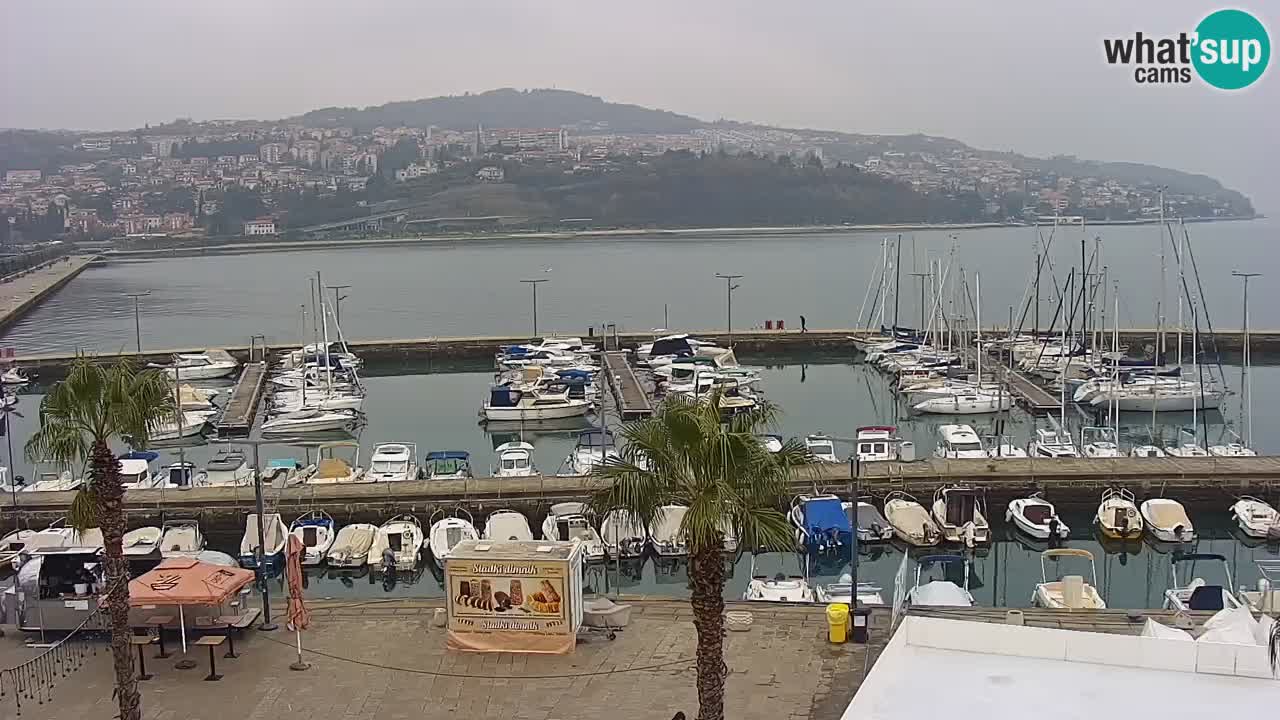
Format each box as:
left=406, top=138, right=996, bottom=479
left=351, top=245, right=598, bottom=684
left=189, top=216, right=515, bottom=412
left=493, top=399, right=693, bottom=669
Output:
left=0, top=254, right=96, bottom=331
left=0, top=599, right=883, bottom=720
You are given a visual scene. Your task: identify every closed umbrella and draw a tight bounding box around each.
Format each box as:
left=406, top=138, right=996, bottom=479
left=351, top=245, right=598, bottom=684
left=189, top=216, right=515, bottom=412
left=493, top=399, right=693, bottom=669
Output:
left=285, top=534, right=311, bottom=670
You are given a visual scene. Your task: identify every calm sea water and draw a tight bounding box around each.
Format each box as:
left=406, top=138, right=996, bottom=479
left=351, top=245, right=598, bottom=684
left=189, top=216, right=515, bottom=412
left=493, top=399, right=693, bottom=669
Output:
left=2, top=219, right=1278, bottom=354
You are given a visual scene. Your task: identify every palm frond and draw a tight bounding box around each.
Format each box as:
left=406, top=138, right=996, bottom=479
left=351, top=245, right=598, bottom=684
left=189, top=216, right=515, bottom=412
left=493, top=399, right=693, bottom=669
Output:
left=67, top=488, right=101, bottom=530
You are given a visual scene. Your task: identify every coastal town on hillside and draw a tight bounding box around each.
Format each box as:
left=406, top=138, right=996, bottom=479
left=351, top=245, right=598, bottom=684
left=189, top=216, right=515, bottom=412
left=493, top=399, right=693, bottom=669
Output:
left=0, top=119, right=1253, bottom=246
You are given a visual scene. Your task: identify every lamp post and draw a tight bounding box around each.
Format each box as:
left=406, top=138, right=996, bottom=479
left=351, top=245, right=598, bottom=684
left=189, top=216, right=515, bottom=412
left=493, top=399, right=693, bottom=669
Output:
left=520, top=279, right=549, bottom=336
left=231, top=437, right=308, bottom=632
left=326, top=284, right=351, bottom=327
left=124, top=291, right=151, bottom=353
left=1232, top=270, right=1261, bottom=448
left=714, top=273, right=742, bottom=341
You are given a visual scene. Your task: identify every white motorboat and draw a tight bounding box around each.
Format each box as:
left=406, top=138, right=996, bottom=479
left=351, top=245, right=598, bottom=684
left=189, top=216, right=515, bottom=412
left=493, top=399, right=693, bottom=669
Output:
left=1208, top=442, right=1257, bottom=457
left=159, top=520, right=204, bottom=556
left=1028, top=427, right=1079, bottom=458
left=0, top=529, right=35, bottom=567
left=1080, top=427, right=1122, bottom=458
left=742, top=554, right=816, bottom=603
left=756, top=434, right=784, bottom=454
left=984, top=435, right=1028, bottom=458
left=563, top=429, right=620, bottom=475
left=146, top=410, right=215, bottom=442
left=848, top=501, right=893, bottom=542
left=202, top=446, right=254, bottom=486
left=327, top=523, right=377, bottom=567
left=483, top=509, right=535, bottom=541
left=482, top=385, right=591, bottom=422
left=1, top=367, right=31, bottom=385
left=239, top=512, right=288, bottom=573
left=22, top=470, right=83, bottom=493
left=815, top=573, right=886, bottom=606
left=305, top=442, right=366, bottom=484
left=289, top=510, right=336, bottom=566
left=121, top=526, right=162, bottom=557
left=1230, top=496, right=1280, bottom=539
left=1164, top=442, right=1210, bottom=457
left=260, top=408, right=357, bottom=435
left=369, top=514, right=424, bottom=571
left=154, top=462, right=200, bottom=491
left=931, top=486, right=990, bottom=546
left=1006, top=493, right=1069, bottom=540
left=649, top=504, right=689, bottom=557
left=427, top=513, right=478, bottom=569
left=175, top=384, right=219, bottom=410
left=600, top=509, right=647, bottom=558
left=804, top=434, right=840, bottom=463
left=424, top=451, right=472, bottom=480
left=367, top=442, right=417, bottom=482
left=906, top=554, right=974, bottom=607
left=883, top=491, right=940, bottom=546
left=1163, top=553, right=1244, bottom=612
left=151, top=351, right=239, bottom=380
left=1129, top=444, right=1166, bottom=458
left=789, top=494, right=852, bottom=553
left=493, top=442, right=537, bottom=477
left=854, top=426, right=903, bottom=463
left=271, top=389, right=365, bottom=413
left=118, top=452, right=158, bottom=490
left=932, top=424, right=987, bottom=459
left=913, top=391, right=1011, bottom=415
left=1096, top=488, right=1143, bottom=540
left=541, top=501, right=606, bottom=561
left=1140, top=498, right=1195, bottom=543
left=1032, top=549, right=1106, bottom=609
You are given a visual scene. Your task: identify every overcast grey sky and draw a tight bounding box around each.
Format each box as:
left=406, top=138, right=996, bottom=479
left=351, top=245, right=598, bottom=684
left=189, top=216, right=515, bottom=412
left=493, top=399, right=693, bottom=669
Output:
left=2, top=0, right=1275, bottom=208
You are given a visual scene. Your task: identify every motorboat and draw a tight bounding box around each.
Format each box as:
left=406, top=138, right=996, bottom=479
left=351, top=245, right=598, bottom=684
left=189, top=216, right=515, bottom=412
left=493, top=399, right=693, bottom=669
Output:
left=1140, top=497, right=1195, bottom=543
left=913, top=391, right=1011, bottom=415
left=649, top=504, right=689, bottom=557
left=854, top=426, right=903, bottom=463
left=906, top=554, right=974, bottom=607
left=150, top=350, right=239, bottom=380
left=424, top=451, right=472, bottom=480
left=271, top=388, right=365, bottom=413
left=1164, top=442, right=1210, bottom=458
left=481, top=385, right=591, bottom=422
left=158, top=520, right=204, bottom=556
left=984, top=435, right=1028, bottom=458
left=541, top=501, right=606, bottom=561
left=1006, top=493, right=1069, bottom=540
left=155, top=463, right=200, bottom=492
left=263, top=458, right=311, bottom=487
left=118, top=451, right=158, bottom=490
left=1028, top=427, right=1079, bottom=458
left=564, top=429, right=620, bottom=475
left=145, top=410, right=215, bottom=442
left=121, top=526, right=162, bottom=557
left=261, top=408, right=357, bottom=435
left=848, top=501, right=893, bottom=542
left=483, top=509, right=535, bottom=541
left=22, top=470, right=83, bottom=493
left=804, top=434, right=840, bottom=463
left=369, top=514, right=425, bottom=572
left=742, top=554, right=816, bottom=603
left=1, top=366, right=31, bottom=385
left=305, top=442, right=366, bottom=484
left=239, top=512, right=288, bottom=574
left=883, top=491, right=940, bottom=546
left=1229, top=496, right=1280, bottom=540
left=1208, top=442, right=1257, bottom=457
left=1239, top=560, right=1280, bottom=613
left=289, top=510, right=336, bottom=565
left=202, top=446, right=254, bottom=486
left=1163, top=553, right=1244, bottom=612
left=327, top=523, right=377, bottom=568
left=0, top=529, right=35, bottom=567
left=600, top=509, right=647, bottom=558
left=1129, top=445, right=1166, bottom=458
left=931, top=486, right=991, bottom=546
left=789, top=494, right=852, bottom=553
left=1080, top=427, right=1122, bottom=458
left=815, top=572, right=886, bottom=606
left=367, top=442, right=417, bottom=482
left=756, top=434, right=784, bottom=454
left=1032, top=549, right=1106, bottom=609
left=427, top=512, right=478, bottom=569
left=175, top=383, right=219, bottom=410
left=1095, top=488, right=1143, bottom=540
left=932, top=424, right=987, bottom=459
left=493, top=442, right=537, bottom=477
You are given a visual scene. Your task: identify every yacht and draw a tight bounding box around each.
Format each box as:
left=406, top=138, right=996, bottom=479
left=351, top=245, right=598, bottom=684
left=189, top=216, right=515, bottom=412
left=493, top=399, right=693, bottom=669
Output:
left=1095, top=488, right=1142, bottom=540
left=1032, top=549, right=1106, bottom=609
left=933, top=425, right=987, bottom=459
left=370, top=514, right=425, bottom=571
left=1006, top=492, right=1069, bottom=540
left=912, top=391, right=1011, bottom=415
left=327, top=523, right=377, bottom=567
left=804, top=434, right=840, bottom=463
left=931, top=486, right=991, bottom=546
left=493, top=442, right=537, bottom=477
left=424, top=451, right=472, bottom=480
left=1028, top=427, right=1079, bottom=458
left=150, top=351, right=239, bottom=380
left=906, top=554, right=974, bottom=607
left=159, top=520, right=204, bottom=556
left=427, top=513, right=478, bottom=569
left=261, top=408, right=357, bottom=435
left=541, top=502, right=606, bottom=561
left=239, top=512, right=288, bottom=574
left=883, top=491, right=941, bottom=546
left=367, top=442, right=418, bottom=482
left=564, top=429, right=620, bottom=475
left=483, top=509, right=535, bottom=541
left=600, top=509, right=647, bottom=558
left=1080, top=427, right=1122, bottom=458
left=481, top=385, right=591, bottom=422
left=203, top=446, right=254, bottom=486
left=789, top=494, right=852, bottom=553
left=649, top=504, right=689, bottom=557
left=854, top=426, right=902, bottom=463
left=289, top=510, right=336, bottom=566
left=1163, top=553, right=1244, bottom=612
left=1230, top=496, right=1280, bottom=540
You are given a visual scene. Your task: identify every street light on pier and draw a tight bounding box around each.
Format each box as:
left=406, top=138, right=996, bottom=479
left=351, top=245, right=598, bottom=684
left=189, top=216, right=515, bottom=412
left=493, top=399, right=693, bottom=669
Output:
left=326, top=284, right=351, bottom=326
left=520, top=278, right=549, bottom=336
left=715, top=273, right=743, bottom=342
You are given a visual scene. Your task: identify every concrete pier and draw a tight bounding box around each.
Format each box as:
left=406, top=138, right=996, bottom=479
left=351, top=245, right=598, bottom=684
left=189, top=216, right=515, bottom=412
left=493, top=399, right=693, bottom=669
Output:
left=0, top=254, right=96, bottom=333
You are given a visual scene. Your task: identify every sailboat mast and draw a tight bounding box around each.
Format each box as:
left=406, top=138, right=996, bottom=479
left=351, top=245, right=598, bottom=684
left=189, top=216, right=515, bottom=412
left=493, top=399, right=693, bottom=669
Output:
left=1177, top=219, right=1185, bottom=369
left=975, top=273, right=982, bottom=385
left=317, top=270, right=332, bottom=394
left=1158, top=186, right=1167, bottom=358
left=879, top=239, right=887, bottom=331
left=892, top=235, right=903, bottom=331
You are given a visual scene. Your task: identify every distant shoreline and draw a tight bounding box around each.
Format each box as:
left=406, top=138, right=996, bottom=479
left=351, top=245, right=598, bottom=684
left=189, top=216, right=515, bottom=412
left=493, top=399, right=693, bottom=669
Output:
left=98, top=215, right=1261, bottom=261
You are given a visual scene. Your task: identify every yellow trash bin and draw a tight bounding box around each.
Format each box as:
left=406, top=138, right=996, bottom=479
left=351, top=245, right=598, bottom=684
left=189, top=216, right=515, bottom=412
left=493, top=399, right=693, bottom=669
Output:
left=826, top=603, right=849, bottom=643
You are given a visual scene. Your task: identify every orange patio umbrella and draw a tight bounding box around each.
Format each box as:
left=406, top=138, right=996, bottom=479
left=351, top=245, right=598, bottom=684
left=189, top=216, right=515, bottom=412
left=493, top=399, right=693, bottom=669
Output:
left=129, top=557, right=255, bottom=652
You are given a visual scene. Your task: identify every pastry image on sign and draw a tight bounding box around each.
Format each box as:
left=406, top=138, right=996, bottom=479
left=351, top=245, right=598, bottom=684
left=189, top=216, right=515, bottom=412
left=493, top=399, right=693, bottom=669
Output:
left=450, top=574, right=565, bottom=618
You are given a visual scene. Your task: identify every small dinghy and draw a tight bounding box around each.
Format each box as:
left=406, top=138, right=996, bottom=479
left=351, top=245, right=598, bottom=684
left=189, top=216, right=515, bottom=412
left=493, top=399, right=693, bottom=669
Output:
left=370, top=514, right=425, bottom=572
left=1095, top=488, right=1142, bottom=540
left=1229, top=496, right=1280, bottom=540
left=648, top=504, right=689, bottom=557
left=1006, top=492, right=1069, bottom=540
left=159, top=520, right=204, bottom=556
left=847, top=501, right=893, bottom=542
left=600, top=509, right=647, bottom=558
left=483, top=509, right=534, bottom=541
left=290, top=510, right=336, bottom=565
left=789, top=494, right=852, bottom=553
left=541, top=502, right=606, bottom=561
left=742, top=554, right=815, bottom=603
left=122, top=526, right=162, bottom=557
left=1032, top=549, right=1106, bottom=609
left=239, top=512, right=288, bottom=574
left=884, top=491, right=940, bottom=546
left=327, top=523, right=377, bottom=567
left=428, top=512, right=478, bottom=569
left=1140, top=498, right=1195, bottom=543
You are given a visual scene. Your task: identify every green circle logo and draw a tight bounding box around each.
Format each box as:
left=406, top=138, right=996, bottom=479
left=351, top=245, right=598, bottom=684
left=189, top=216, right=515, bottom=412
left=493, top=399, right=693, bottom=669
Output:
left=1193, top=9, right=1270, bottom=89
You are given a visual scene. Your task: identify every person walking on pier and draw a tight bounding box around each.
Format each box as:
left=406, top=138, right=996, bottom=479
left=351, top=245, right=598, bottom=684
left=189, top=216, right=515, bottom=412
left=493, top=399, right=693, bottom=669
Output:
left=799, top=315, right=807, bottom=333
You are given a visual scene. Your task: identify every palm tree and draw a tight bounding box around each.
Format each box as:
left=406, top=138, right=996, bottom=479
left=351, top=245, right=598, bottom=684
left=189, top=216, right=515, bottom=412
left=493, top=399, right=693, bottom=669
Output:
left=1270, top=620, right=1278, bottom=677
left=590, top=392, right=809, bottom=720
left=25, top=356, right=174, bottom=720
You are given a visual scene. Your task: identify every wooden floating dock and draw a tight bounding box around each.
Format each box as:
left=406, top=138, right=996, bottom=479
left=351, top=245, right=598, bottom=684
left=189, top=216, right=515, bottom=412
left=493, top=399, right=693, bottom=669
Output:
left=214, top=361, right=267, bottom=436
left=602, top=350, right=653, bottom=419
left=1002, top=366, right=1061, bottom=413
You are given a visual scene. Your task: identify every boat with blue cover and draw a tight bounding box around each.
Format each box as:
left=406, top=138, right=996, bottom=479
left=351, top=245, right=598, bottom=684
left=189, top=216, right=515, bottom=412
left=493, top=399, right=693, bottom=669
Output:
left=788, top=494, right=853, bottom=553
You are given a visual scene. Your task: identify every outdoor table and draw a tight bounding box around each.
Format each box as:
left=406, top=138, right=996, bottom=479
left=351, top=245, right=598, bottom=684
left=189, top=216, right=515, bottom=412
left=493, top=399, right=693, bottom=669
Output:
left=216, top=615, right=242, bottom=658
left=194, top=635, right=226, bottom=681
left=129, top=635, right=157, bottom=680
left=143, top=615, right=174, bottom=658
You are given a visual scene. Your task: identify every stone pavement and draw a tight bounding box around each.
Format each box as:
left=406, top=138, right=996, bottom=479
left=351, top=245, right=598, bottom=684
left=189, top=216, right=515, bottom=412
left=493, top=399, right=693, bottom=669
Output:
left=0, top=599, right=887, bottom=720
left=0, top=254, right=95, bottom=330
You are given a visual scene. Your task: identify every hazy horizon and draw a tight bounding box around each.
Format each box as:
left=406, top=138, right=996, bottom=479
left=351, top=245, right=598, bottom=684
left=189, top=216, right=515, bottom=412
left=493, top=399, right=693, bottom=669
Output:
left=2, top=0, right=1275, bottom=208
